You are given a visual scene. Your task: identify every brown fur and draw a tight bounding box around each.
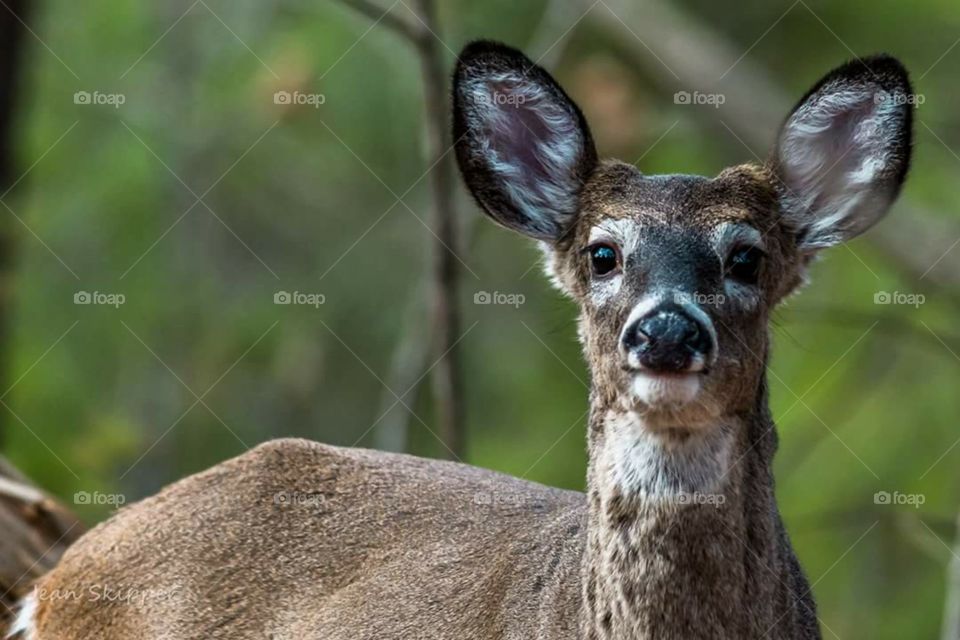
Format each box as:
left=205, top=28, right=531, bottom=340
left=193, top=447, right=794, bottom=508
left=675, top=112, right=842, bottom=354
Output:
left=31, top=441, right=587, bottom=639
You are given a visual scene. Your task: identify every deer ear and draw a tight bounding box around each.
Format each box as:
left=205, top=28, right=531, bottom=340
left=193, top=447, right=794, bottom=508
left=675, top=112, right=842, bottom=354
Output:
left=772, top=55, right=914, bottom=251
left=453, top=41, right=598, bottom=242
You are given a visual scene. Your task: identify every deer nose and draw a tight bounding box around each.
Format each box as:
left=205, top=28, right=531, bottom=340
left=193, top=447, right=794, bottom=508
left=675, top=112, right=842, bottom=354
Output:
left=624, top=304, right=713, bottom=373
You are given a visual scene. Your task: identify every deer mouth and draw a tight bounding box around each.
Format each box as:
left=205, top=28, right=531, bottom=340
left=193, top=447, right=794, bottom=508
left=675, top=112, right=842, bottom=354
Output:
left=629, top=370, right=703, bottom=407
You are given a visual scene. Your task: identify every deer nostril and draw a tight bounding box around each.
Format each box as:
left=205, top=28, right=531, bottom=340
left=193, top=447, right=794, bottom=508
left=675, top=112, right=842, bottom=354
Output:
left=685, top=322, right=701, bottom=346
left=687, top=321, right=712, bottom=355
left=631, top=323, right=652, bottom=348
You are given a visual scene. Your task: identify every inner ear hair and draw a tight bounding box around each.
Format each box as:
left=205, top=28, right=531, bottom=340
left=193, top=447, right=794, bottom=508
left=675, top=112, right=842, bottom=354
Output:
left=772, top=54, right=914, bottom=250
left=452, top=41, right=598, bottom=242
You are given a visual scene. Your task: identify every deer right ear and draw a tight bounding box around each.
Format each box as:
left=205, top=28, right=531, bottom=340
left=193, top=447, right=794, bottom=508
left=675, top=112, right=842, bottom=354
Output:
left=453, top=41, right=598, bottom=242
left=772, top=55, right=914, bottom=251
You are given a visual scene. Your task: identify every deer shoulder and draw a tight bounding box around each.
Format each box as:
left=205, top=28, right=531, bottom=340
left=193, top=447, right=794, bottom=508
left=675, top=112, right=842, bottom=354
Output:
left=26, top=439, right=585, bottom=639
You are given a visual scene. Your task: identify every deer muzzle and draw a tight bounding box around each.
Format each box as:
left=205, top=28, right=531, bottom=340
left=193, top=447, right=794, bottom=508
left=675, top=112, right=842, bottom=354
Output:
left=621, top=301, right=715, bottom=375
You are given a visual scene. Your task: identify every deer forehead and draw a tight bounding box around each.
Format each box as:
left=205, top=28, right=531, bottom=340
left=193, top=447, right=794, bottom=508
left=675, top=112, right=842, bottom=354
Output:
left=573, top=162, right=779, bottom=245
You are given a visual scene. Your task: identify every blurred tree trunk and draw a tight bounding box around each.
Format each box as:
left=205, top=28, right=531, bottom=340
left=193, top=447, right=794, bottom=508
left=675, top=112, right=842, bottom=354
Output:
left=338, top=0, right=465, bottom=459
left=366, top=1, right=574, bottom=457
left=0, top=456, right=85, bottom=627
left=411, top=0, right=464, bottom=460
left=0, top=5, right=85, bottom=629
left=0, top=0, right=29, bottom=447
left=373, top=282, right=428, bottom=453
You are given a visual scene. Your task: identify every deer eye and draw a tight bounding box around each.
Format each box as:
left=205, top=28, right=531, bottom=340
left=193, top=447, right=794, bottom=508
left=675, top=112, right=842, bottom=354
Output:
left=588, top=243, right=620, bottom=277
left=726, top=246, right=764, bottom=284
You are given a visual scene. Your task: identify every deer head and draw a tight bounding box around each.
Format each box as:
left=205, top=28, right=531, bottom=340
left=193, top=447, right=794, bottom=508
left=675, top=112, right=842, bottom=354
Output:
left=454, top=41, right=913, bottom=435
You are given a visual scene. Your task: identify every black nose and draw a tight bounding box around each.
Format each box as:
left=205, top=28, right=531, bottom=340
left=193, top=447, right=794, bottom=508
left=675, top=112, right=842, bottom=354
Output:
left=623, top=304, right=713, bottom=373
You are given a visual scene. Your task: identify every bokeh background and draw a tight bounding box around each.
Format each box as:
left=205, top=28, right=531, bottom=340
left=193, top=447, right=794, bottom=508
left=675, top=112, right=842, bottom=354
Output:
left=1, top=1, right=959, bottom=637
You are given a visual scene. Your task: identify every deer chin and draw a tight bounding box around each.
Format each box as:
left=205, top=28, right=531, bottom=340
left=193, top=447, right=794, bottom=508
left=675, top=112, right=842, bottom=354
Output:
left=630, top=371, right=702, bottom=407
left=621, top=371, right=723, bottom=432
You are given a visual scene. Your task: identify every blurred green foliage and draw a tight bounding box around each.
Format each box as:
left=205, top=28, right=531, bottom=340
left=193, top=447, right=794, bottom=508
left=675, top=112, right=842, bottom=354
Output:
left=3, top=1, right=959, bottom=637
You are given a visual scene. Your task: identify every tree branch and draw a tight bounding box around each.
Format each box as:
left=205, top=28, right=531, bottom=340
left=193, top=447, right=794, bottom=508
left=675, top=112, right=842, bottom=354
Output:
left=333, top=0, right=465, bottom=458
left=0, top=0, right=29, bottom=449
left=369, top=2, right=586, bottom=455
left=409, top=0, right=465, bottom=459
left=337, top=0, right=425, bottom=44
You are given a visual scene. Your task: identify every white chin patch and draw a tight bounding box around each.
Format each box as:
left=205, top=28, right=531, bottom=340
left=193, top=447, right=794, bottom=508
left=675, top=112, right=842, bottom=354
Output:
left=631, top=372, right=701, bottom=407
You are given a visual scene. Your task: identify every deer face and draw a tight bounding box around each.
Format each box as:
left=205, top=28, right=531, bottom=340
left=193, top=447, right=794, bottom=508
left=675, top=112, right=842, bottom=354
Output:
left=454, top=42, right=913, bottom=431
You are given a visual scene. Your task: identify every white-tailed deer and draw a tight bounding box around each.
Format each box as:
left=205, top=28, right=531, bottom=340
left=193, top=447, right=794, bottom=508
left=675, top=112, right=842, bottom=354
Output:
left=11, top=42, right=913, bottom=640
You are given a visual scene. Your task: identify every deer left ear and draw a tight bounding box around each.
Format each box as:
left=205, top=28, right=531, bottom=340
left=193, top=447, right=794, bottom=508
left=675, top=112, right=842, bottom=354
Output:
left=772, top=55, right=914, bottom=251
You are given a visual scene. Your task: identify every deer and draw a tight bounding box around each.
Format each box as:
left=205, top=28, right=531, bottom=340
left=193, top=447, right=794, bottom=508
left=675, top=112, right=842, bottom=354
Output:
left=9, top=41, right=913, bottom=640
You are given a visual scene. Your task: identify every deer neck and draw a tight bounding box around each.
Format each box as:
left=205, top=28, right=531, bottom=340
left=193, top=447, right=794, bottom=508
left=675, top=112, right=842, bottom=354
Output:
left=579, top=383, right=782, bottom=639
